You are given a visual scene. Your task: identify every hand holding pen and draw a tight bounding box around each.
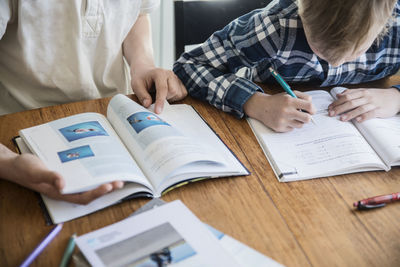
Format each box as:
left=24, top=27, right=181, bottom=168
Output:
left=269, top=67, right=316, bottom=125
left=354, top=192, right=400, bottom=210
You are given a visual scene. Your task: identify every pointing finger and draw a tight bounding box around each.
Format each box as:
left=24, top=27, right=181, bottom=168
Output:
left=154, top=74, right=169, bottom=114
left=132, top=79, right=152, bottom=107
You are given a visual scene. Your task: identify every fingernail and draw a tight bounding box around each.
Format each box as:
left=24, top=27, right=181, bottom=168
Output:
left=155, top=106, right=162, bottom=114
left=105, top=184, right=113, bottom=192
left=143, top=99, right=150, bottom=106
left=116, top=181, right=124, bottom=189
left=341, top=115, right=347, bottom=121
left=356, top=117, right=362, bottom=122
left=329, top=111, right=335, bottom=116
left=55, top=179, right=62, bottom=189
left=55, top=177, right=64, bottom=190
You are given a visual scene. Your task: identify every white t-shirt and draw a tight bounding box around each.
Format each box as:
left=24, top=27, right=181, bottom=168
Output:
left=0, top=0, right=160, bottom=115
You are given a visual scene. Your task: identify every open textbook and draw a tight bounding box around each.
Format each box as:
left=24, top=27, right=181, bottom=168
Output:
left=74, top=199, right=283, bottom=267
left=248, top=87, right=400, bottom=182
left=16, top=94, right=248, bottom=223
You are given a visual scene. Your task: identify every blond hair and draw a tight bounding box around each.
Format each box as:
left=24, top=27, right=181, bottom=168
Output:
left=298, top=0, right=396, bottom=65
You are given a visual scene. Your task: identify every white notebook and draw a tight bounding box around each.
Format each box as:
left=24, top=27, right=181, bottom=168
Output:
left=248, top=87, right=400, bottom=182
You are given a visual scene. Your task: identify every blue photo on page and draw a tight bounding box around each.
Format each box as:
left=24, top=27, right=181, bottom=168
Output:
left=127, top=112, right=170, bottom=134
left=58, top=145, right=95, bottom=163
left=59, top=121, right=108, bottom=142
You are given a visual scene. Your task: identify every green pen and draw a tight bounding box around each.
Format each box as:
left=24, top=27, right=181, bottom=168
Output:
left=269, top=67, right=316, bottom=124
left=59, top=233, right=76, bottom=267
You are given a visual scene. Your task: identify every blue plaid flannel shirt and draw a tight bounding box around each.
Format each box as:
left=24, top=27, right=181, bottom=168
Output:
left=173, top=0, right=400, bottom=118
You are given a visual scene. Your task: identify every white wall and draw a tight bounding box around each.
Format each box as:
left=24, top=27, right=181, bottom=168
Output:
left=150, top=0, right=175, bottom=69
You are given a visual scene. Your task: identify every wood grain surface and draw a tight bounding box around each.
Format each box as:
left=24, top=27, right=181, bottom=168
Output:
left=0, top=77, right=399, bottom=267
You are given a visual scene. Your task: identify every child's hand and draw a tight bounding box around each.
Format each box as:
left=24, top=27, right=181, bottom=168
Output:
left=244, top=91, right=316, bottom=132
left=131, top=66, right=187, bottom=114
left=328, top=88, right=400, bottom=122
left=7, top=153, right=124, bottom=205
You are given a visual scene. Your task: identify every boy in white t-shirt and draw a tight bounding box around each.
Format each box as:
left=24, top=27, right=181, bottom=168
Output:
left=0, top=0, right=187, bottom=204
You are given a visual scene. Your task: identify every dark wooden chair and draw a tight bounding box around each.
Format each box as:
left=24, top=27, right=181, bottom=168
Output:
left=174, top=0, right=271, bottom=59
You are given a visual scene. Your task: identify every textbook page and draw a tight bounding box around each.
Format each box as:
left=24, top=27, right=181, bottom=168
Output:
left=14, top=137, right=154, bottom=224
left=76, top=200, right=240, bottom=267
left=354, top=116, right=400, bottom=166
left=154, top=103, right=248, bottom=191
left=41, top=183, right=151, bottom=224
left=107, top=94, right=247, bottom=195
left=248, top=90, right=387, bottom=182
left=19, top=113, right=152, bottom=194
left=330, top=86, right=400, bottom=166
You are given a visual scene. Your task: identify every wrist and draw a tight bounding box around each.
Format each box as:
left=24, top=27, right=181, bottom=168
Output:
left=243, top=92, right=270, bottom=120
left=130, top=60, right=155, bottom=69
left=130, top=61, right=156, bottom=75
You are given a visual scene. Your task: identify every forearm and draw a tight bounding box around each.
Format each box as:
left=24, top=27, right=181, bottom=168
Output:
left=123, top=14, right=155, bottom=69
left=173, top=32, right=264, bottom=117
left=173, top=9, right=275, bottom=117
left=174, top=59, right=262, bottom=118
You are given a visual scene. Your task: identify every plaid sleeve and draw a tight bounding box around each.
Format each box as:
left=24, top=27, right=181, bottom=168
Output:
left=173, top=9, right=282, bottom=118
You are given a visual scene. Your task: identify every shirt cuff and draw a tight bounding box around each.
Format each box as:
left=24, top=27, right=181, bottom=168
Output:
left=224, top=78, right=263, bottom=118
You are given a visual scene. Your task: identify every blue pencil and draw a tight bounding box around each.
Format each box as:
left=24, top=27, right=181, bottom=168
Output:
left=269, top=67, right=316, bottom=124
left=20, top=224, right=63, bottom=267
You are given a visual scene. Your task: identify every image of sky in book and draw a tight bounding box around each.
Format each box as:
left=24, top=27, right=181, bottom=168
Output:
left=127, top=112, right=170, bottom=134
left=95, top=222, right=198, bottom=267
left=57, top=145, right=95, bottom=163
left=59, top=121, right=109, bottom=142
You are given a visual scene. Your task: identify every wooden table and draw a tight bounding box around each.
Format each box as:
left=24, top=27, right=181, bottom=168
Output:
left=1, top=77, right=400, bottom=267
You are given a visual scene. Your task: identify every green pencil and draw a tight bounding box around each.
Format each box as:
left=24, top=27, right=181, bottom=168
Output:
left=59, top=233, right=76, bottom=267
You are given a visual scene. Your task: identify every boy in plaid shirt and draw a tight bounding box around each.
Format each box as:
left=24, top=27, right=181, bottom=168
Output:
left=174, top=0, right=400, bottom=132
